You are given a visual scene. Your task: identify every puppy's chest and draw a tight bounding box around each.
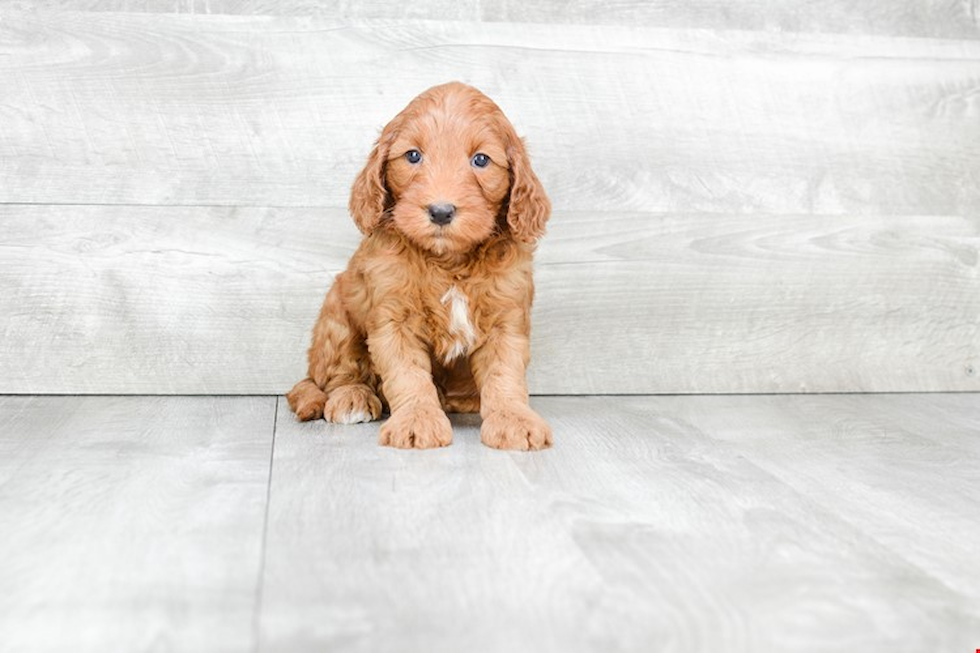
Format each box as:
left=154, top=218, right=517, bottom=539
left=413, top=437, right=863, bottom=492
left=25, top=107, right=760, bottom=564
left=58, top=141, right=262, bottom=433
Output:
left=427, top=284, right=480, bottom=365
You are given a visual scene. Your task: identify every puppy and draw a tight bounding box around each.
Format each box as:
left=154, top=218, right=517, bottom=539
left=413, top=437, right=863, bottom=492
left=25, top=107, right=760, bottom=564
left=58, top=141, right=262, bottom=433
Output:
left=287, top=82, right=551, bottom=450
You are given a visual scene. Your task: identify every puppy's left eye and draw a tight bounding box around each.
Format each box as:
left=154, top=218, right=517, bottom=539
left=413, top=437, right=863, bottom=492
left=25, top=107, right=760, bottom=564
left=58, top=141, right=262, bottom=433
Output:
left=471, top=153, right=491, bottom=168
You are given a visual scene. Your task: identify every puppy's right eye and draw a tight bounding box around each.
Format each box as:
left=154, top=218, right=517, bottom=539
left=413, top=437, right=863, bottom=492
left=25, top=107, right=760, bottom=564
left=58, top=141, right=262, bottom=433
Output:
left=405, top=150, right=422, bottom=164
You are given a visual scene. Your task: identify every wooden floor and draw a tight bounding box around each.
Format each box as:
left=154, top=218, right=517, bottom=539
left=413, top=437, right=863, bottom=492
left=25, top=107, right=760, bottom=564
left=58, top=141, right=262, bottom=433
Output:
left=1, top=394, right=978, bottom=652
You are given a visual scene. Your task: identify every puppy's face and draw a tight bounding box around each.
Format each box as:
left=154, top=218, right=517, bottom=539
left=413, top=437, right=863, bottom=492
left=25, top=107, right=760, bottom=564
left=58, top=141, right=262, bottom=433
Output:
left=350, top=82, right=550, bottom=254
left=384, top=99, right=509, bottom=254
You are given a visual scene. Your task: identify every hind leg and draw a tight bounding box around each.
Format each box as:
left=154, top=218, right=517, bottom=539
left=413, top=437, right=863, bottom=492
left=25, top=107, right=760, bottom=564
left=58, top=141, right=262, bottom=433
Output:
left=287, top=277, right=382, bottom=424
left=286, top=378, right=328, bottom=421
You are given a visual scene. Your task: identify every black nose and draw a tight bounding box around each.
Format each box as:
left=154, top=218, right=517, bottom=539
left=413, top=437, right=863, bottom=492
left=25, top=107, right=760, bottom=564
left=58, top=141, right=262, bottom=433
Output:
left=428, top=203, right=456, bottom=226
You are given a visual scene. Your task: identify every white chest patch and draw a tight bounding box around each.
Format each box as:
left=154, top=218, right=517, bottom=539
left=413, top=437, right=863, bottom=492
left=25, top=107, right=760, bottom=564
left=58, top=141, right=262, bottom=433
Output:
left=440, top=285, right=476, bottom=364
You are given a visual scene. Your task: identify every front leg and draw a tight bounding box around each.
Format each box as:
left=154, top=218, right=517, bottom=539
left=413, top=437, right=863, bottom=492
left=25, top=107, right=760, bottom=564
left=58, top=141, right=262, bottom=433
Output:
left=470, top=330, right=552, bottom=451
left=367, top=319, right=452, bottom=449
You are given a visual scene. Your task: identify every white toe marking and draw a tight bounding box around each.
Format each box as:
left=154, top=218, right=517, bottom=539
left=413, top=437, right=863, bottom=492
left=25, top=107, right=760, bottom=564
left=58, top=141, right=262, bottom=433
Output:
left=338, top=410, right=371, bottom=424
left=441, top=285, right=476, bottom=363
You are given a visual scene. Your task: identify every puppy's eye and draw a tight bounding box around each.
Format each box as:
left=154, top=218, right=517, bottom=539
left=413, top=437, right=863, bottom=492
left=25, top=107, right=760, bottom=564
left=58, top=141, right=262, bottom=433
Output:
left=405, top=150, right=422, bottom=164
left=471, top=153, right=491, bottom=168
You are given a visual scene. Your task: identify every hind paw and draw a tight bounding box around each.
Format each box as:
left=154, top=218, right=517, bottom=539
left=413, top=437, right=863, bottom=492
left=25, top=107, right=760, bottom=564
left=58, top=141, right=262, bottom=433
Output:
left=286, top=379, right=326, bottom=422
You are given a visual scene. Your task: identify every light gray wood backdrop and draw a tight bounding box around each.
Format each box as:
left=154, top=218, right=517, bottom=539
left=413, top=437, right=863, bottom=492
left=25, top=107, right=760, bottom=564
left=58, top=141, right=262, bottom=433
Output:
left=1, top=4, right=978, bottom=394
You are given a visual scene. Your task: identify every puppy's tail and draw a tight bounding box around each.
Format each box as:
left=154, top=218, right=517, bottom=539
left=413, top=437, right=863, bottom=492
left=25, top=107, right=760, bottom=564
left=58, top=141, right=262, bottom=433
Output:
left=286, top=378, right=328, bottom=421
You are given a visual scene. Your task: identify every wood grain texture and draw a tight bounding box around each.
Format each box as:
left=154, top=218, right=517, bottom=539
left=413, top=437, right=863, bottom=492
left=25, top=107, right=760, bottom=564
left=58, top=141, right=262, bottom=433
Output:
left=2, top=12, right=979, bottom=213
left=258, top=393, right=980, bottom=653
left=11, top=1, right=980, bottom=39
left=2, top=205, right=976, bottom=394
left=2, top=8, right=979, bottom=394
left=656, top=393, right=980, bottom=604
left=0, top=395, right=276, bottom=653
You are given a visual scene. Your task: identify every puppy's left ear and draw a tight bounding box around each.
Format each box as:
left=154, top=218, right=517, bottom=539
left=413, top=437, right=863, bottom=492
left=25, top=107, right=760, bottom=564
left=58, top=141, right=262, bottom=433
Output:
left=505, top=136, right=551, bottom=244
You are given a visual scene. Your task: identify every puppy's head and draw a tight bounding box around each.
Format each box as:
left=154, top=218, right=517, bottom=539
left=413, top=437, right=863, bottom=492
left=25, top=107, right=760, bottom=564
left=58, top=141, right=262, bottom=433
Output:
left=349, top=82, right=550, bottom=254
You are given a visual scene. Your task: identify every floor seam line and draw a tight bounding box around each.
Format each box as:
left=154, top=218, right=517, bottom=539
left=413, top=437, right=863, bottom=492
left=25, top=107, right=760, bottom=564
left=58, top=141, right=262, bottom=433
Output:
left=251, top=395, right=279, bottom=653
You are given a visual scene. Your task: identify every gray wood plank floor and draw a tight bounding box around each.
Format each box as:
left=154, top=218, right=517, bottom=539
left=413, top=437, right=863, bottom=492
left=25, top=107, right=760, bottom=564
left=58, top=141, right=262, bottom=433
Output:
left=1, top=394, right=978, bottom=652
left=0, top=396, right=276, bottom=653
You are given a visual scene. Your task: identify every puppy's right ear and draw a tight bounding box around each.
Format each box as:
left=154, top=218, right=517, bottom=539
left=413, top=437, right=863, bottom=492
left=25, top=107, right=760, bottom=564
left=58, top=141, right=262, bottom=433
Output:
left=349, top=131, right=392, bottom=235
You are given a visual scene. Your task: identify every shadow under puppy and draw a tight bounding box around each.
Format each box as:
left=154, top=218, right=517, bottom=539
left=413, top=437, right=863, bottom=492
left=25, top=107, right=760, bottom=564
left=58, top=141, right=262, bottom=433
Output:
left=287, top=82, right=551, bottom=450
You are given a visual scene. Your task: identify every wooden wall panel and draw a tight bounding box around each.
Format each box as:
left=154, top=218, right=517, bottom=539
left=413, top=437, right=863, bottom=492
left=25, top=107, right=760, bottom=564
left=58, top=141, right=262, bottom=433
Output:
left=1, top=205, right=975, bottom=394
left=2, top=7, right=977, bottom=394
left=12, top=1, right=980, bottom=39
left=1, top=13, right=978, bottom=214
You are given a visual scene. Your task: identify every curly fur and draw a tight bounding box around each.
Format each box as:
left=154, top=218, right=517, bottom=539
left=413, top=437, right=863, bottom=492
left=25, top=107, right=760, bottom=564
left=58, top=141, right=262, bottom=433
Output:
left=287, top=82, right=552, bottom=450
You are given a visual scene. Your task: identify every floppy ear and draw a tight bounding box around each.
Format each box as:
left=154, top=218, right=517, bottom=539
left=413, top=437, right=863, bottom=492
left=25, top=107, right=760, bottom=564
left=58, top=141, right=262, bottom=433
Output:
left=349, top=125, right=397, bottom=235
left=505, top=136, right=551, bottom=244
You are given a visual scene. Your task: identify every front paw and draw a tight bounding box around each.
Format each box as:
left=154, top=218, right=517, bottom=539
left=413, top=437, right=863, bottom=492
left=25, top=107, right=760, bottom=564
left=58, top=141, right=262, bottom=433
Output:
left=379, top=405, right=453, bottom=449
left=481, top=407, right=552, bottom=451
left=323, top=384, right=382, bottom=424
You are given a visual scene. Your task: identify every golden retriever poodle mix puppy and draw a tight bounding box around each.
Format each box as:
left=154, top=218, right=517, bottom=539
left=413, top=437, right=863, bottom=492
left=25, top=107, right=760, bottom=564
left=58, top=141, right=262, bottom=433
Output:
left=287, top=81, right=551, bottom=450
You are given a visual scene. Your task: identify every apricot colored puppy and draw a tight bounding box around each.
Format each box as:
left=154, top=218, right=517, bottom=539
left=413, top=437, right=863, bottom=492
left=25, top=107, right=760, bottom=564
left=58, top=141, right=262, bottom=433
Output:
left=287, top=82, right=551, bottom=450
